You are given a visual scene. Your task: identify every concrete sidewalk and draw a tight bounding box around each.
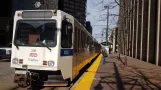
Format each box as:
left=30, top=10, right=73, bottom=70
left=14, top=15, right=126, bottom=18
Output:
left=91, top=53, right=161, bottom=90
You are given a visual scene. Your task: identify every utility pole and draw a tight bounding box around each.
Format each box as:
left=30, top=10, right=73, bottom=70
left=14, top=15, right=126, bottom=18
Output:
left=104, top=5, right=109, bottom=46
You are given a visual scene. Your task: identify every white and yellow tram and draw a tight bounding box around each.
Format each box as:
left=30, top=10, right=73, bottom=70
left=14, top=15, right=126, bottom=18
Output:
left=10, top=10, right=101, bottom=87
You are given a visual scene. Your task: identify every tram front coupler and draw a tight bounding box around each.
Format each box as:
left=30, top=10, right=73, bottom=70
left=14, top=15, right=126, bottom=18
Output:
left=14, top=65, right=31, bottom=87
left=14, top=71, right=31, bottom=87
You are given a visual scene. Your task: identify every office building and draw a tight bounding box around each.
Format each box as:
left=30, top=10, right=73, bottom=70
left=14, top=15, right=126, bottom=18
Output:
left=12, top=0, right=87, bottom=25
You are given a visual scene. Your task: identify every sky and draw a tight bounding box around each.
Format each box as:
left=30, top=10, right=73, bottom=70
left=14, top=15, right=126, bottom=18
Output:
left=86, top=0, right=119, bottom=43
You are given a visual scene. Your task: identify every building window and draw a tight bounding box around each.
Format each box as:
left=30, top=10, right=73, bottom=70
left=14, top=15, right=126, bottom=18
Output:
left=64, top=3, right=69, bottom=7
left=64, top=0, right=69, bottom=3
left=70, top=1, right=74, bottom=4
left=70, top=5, right=74, bottom=8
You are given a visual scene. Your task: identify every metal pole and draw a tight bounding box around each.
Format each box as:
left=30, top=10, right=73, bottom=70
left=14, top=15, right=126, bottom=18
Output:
left=105, top=6, right=109, bottom=46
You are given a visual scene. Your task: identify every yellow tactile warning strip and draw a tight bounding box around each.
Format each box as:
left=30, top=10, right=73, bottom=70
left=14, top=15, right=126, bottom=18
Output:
left=74, top=54, right=102, bottom=90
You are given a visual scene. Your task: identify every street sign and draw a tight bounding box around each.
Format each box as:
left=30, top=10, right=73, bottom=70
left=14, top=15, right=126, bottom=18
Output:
left=101, top=41, right=112, bottom=46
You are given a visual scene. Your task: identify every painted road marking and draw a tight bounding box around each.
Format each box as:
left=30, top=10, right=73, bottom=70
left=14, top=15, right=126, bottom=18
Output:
left=74, top=54, right=102, bottom=90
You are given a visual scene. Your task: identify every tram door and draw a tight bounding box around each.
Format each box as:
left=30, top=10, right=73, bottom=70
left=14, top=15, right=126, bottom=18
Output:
left=61, top=20, right=75, bottom=78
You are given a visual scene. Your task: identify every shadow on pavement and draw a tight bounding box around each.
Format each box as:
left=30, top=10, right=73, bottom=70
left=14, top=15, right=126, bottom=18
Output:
left=93, top=55, right=161, bottom=90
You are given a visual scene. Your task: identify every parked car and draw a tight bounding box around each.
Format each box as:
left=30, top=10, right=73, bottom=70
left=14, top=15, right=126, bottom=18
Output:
left=0, top=43, right=12, bottom=59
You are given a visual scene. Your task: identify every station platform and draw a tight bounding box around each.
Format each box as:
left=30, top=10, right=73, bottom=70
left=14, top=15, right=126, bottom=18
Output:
left=72, top=53, right=161, bottom=90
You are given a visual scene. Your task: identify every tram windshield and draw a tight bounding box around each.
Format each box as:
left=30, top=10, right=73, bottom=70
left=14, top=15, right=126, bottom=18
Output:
left=14, top=20, right=57, bottom=47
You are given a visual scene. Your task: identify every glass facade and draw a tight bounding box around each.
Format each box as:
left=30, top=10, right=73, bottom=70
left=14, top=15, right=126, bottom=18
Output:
left=59, top=0, right=87, bottom=26
left=11, top=0, right=87, bottom=25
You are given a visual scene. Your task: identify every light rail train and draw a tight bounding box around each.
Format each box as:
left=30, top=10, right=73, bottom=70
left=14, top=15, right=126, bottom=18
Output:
left=10, top=10, right=101, bottom=87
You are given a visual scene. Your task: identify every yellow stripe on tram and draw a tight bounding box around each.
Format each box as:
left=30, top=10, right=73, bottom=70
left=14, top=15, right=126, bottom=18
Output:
left=74, top=54, right=102, bottom=90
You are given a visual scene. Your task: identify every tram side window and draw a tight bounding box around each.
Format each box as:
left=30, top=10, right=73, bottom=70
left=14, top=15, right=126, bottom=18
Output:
left=81, top=30, right=83, bottom=50
left=74, top=27, right=78, bottom=52
left=82, top=31, right=85, bottom=50
left=87, top=36, right=89, bottom=46
left=78, top=29, right=80, bottom=52
left=61, top=21, right=73, bottom=48
left=85, top=34, right=87, bottom=47
left=89, top=38, right=93, bottom=51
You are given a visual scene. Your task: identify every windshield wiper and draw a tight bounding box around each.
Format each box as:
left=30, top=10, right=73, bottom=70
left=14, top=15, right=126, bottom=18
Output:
left=15, top=43, right=19, bottom=49
left=37, top=42, right=51, bottom=51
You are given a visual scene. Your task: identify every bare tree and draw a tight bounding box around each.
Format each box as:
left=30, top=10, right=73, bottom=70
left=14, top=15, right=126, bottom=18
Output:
left=94, top=0, right=141, bottom=65
left=92, top=0, right=141, bottom=65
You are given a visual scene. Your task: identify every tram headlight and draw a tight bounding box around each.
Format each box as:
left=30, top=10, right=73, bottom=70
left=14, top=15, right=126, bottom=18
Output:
left=12, top=58, right=18, bottom=64
left=48, top=61, right=54, bottom=67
